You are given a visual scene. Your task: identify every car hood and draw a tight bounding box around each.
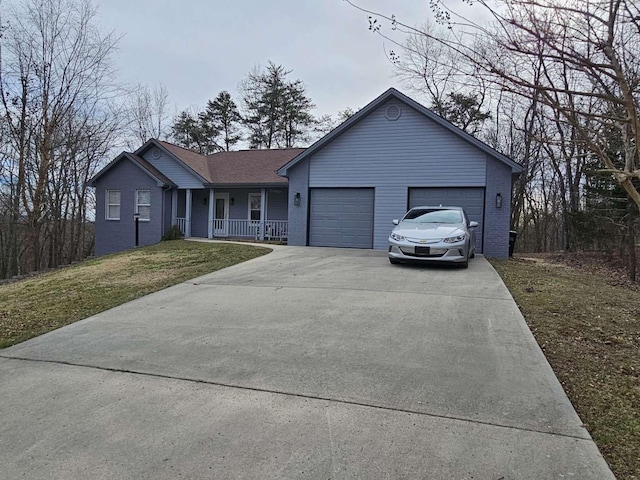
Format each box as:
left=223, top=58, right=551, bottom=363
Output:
left=392, top=221, right=465, bottom=240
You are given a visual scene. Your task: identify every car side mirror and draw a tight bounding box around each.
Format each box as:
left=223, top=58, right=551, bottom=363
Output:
left=469, top=221, right=479, bottom=228
left=392, top=219, right=399, bottom=225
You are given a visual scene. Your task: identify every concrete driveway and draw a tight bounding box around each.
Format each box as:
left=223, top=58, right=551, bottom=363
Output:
left=0, top=245, right=614, bottom=479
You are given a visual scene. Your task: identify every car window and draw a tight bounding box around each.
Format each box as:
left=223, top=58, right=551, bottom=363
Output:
left=403, top=209, right=463, bottom=224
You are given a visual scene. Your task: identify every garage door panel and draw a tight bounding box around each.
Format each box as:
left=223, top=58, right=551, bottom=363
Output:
left=409, top=187, right=485, bottom=252
left=309, top=188, right=374, bottom=248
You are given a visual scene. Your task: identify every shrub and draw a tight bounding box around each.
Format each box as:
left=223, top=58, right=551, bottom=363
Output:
left=161, top=225, right=184, bottom=241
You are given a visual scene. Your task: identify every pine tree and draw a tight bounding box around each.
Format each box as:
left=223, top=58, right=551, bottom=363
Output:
left=240, top=61, right=315, bottom=149
left=172, top=110, right=220, bottom=155
left=202, top=91, right=242, bottom=151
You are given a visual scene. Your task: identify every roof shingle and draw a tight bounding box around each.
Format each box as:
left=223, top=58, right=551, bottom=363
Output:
left=156, top=141, right=304, bottom=185
left=205, top=148, right=305, bottom=185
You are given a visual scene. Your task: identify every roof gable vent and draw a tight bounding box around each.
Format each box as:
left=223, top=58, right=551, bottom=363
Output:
left=385, top=104, right=402, bottom=121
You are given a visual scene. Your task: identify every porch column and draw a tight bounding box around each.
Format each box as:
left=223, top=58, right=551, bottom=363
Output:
left=171, top=189, right=178, bottom=226
left=185, top=188, right=192, bottom=238
left=207, top=188, right=215, bottom=239
left=259, top=188, right=266, bottom=241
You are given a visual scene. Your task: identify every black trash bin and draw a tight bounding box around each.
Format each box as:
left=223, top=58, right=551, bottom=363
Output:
left=508, top=230, right=518, bottom=257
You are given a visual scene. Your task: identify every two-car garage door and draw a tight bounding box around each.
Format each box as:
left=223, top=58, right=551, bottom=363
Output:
left=308, top=187, right=485, bottom=252
left=409, top=187, right=485, bottom=252
left=309, top=188, right=374, bottom=248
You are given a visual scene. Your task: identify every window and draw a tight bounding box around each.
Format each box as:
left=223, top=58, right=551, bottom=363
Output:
left=136, top=190, right=151, bottom=221
left=106, top=190, right=120, bottom=220
left=248, top=193, right=261, bottom=221
left=403, top=208, right=463, bottom=224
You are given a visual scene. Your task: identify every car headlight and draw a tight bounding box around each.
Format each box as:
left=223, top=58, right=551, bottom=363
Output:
left=443, top=233, right=466, bottom=243
left=390, top=232, right=406, bottom=241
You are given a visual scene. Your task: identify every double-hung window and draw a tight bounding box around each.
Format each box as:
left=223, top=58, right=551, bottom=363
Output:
left=248, top=193, right=261, bottom=222
left=136, top=190, right=151, bottom=221
left=106, top=190, right=120, bottom=220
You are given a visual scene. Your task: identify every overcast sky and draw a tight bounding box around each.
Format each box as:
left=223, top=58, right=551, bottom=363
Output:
left=95, top=1, right=436, bottom=118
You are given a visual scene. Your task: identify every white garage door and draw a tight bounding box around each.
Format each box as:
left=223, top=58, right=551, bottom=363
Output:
left=309, top=188, right=374, bottom=248
left=409, top=187, right=485, bottom=252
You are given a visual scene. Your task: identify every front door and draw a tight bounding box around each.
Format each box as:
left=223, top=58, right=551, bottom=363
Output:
left=214, top=193, right=229, bottom=236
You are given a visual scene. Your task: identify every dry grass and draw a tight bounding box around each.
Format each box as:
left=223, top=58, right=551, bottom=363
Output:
left=490, top=255, right=640, bottom=480
left=0, top=240, right=270, bottom=348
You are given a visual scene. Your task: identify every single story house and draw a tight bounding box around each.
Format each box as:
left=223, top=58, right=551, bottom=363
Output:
left=91, top=88, right=522, bottom=258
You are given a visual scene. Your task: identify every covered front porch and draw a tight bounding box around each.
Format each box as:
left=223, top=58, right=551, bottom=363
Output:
left=171, top=186, right=288, bottom=242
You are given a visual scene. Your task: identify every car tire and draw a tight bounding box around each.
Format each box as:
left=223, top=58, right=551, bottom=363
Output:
left=389, top=258, right=400, bottom=265
left=460, top=254, right=469, bottom=269
left=470, top=250, right=475, bottom=259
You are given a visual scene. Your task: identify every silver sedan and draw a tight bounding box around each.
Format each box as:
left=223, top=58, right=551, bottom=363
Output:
left=388, top=206, right=478, bottom=268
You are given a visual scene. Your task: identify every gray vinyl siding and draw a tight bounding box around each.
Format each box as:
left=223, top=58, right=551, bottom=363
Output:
left=163, top=189, right=173, bottom=232
left=177, top=190, right=186, bottom=218
left=267, top=188, right=288, bottom=220
left=287, top=162, right=310, bottom=246
left=297, top=99, right=488, bottom=249
left=228, top=189, right=254, bottom=220
left=190, top=190, right=210, bottom=238
left=308, top=99, right=486, bottom=188
left=94, top=159, right=164, bottom=256
left=483, top=157, right=512, bottom=258
left=141, top=149, right=204, bottom=189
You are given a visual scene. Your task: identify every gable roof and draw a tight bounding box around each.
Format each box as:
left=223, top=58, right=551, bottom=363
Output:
left=133, top=138, right=305, bottom=186
left=205, top=148, right=305, bottom=186
left=135, top=139, right=210, bottom=184
left=277, top=88, right=523, bottom=176
left=90, top=152, right=176, bottom=187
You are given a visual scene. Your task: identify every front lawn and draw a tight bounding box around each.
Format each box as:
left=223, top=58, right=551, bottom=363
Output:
left=0, top=240, right=270, bottom=348
left=490, top=255, right=639, bottom=480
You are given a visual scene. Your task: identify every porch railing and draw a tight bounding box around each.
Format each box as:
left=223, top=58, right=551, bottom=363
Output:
left=174, top=218, right=287, bottom=240
left=176, top=217, right=186, bottom=234
left=213, top=219, right=288, bottom=241
left=264, top=220, right=288, bottom=240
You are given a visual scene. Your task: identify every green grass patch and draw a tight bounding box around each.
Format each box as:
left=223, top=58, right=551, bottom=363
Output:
left=490, top=256, right=640, bottom=480
left=0, top=240, right=270, bottom=349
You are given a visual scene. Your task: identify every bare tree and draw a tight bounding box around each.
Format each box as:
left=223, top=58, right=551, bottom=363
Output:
left=394, top=22, right=465, bottom=108
left=350, top=0, right=640, bottom=211
left=126, top=83, right=170, bottom=147
left=0, top=0, right=121, bottom=277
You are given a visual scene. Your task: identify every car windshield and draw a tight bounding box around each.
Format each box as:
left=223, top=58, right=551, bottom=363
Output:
left=403, top=209, right=463, bottom=224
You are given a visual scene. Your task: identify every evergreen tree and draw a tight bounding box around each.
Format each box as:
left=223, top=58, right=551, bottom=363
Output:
left=580, top=119, right=639, bottom=280
left=432, top=93, right=491, bottom=135
left=202, top=91, right=242, bottom=151
left=280, top=79, right=315, bottom=148
left=240, top=61, right=315, bottom=149
left=171, top=110, right=220, bottom=155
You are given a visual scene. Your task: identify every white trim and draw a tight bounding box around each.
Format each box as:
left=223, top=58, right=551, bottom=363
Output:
left=248, top=192, right=261, bottom=222
left=259, top=188, right=266, bottom=241
left=135, top=189, right=151, bottom=221
left=207, top=189, right=215, bottom=239
left=105, top=189, right=121, bottom=221
left=185, top=189, right=192, bottom=237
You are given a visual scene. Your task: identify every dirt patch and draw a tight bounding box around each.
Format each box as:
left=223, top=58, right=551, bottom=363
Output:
left=521, top=251, right=639, bottom=289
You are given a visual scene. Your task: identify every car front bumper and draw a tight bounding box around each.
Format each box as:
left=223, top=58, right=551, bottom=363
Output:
left=388, top=239, right=468, bottom=263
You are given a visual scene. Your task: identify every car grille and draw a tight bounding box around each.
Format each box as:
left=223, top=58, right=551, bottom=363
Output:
left=400, top=246, right=446, bottom=258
